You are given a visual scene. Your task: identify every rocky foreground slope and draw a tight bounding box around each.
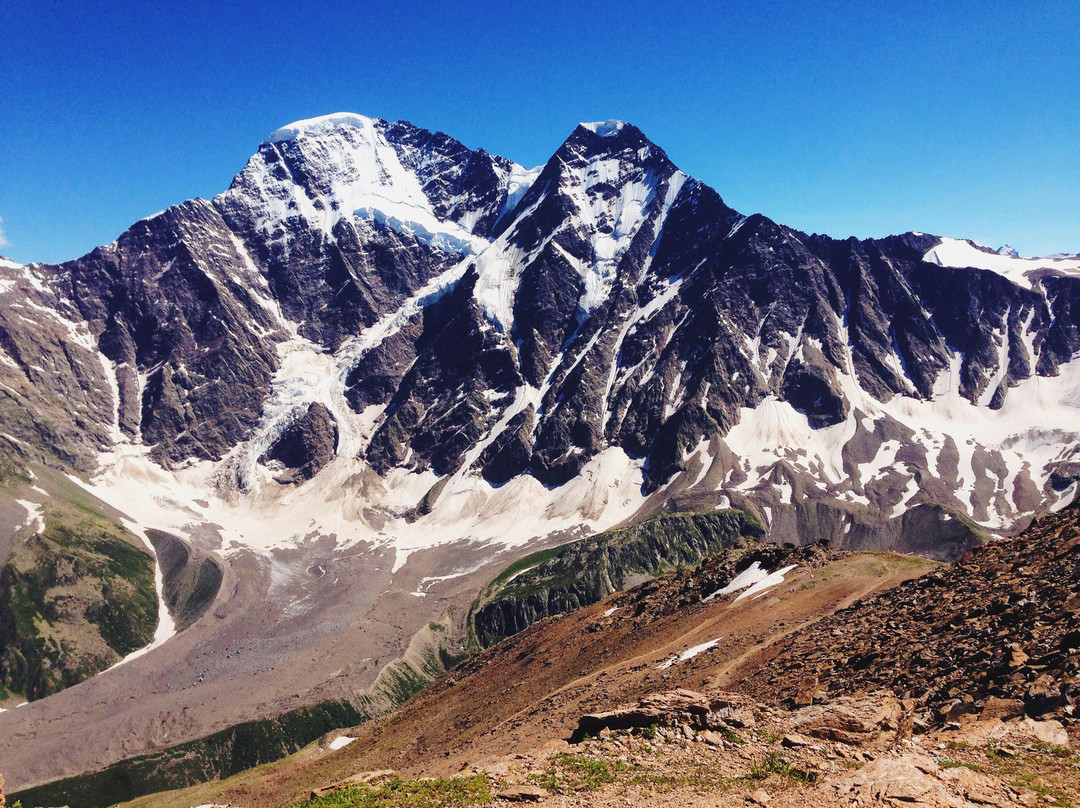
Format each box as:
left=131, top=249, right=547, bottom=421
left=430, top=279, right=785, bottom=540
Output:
left=740, top=508, right=1080, bottom=723
left=67, top=502, right=1078, bottom=808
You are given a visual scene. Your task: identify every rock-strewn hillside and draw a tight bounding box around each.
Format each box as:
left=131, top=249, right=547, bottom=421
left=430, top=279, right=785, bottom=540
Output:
left=102, top=503, right=1080, bottom=808
left=739, top=502, right=1080, bottom=725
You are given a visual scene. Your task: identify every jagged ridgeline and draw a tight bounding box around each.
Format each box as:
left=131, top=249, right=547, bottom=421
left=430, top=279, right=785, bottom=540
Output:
left=471, top=509, right=764, bottom=647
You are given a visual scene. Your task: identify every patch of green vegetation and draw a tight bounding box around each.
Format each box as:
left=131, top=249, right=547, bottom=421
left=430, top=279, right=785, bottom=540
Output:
left=719, top=727, right=743, bottom=744
left=1032, top=743, right=1075, bottom=759
left=11, top=699, right=368, bottom=808
left=146, top=529, right=224, bottom=631
left=0, top=499, right=157, bottom=700
left=484, top=546, right=563, bottom=592
left=938, top=758, right=987, bottom=772
left=0, top=451, right=31, bottom=487
left=536, top=753, right=630, bottom=793
left=378, top=659, right=433, bottom=705
left=438, top=646, right=470, bottom=671
left=747, top=751, right=817, bottom=784
left=626, top=759, right=734, bottom=794
left=294, top=775, right=492, bottom=808
left=1012, top=773, right=1074, bottom=807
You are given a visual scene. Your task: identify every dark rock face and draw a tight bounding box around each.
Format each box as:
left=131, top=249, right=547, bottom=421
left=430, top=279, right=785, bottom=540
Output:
left=1, top=113, right=1079, bottom=550
left=52, top=199, right=283, bottom=465
left=362, top=271, right=522, bottom=476
left=260, top=403, right=338, bottom=482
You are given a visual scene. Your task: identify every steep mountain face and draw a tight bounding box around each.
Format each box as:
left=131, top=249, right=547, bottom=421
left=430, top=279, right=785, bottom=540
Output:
left=3, top=113, right=1079, bottom=551
left=2, top=113, right=1080, bottom=787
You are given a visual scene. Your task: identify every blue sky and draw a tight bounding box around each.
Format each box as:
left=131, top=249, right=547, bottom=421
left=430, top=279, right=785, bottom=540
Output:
left=1, top=0, right=1077, bottom=263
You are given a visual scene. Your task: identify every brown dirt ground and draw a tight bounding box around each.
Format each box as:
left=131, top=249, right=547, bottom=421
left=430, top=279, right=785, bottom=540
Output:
left=127, top=552, right=943, bottom=808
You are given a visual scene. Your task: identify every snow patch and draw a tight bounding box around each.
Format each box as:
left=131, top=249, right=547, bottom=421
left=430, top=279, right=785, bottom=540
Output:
left=14, top=499, right=44, bottom=535
left=925, top=238, right=1080, bottom=290
left=734, top=564, right=796, bottom=602
left=703, top=561, right=796, bottom=602
left=328, top=735, right=356, bottom=750
left=657, top=637, right=722, bottom=669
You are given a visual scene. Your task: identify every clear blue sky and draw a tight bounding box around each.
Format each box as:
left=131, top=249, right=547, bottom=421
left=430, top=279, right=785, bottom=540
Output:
left=1, top=0, right=1077, bottom=264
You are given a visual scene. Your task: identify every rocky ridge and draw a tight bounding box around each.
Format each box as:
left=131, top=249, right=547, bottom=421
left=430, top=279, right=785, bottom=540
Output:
left=471, top=508, right=764, bottom=647
left=739, top=502, right=1080, bottom=728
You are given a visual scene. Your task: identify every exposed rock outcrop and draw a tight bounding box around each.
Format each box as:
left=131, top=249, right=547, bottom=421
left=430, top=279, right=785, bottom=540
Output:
left=259, top=403, right=339, bottom=483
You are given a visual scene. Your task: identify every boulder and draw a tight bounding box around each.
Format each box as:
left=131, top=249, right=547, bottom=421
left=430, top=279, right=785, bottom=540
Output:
left=834, top=752, right=1027, bottom=807
left=574, top=689, right=764, bottom=740
left=794, top=692, right=902, bottom=745
left=495, top=784, right=546, bottom=802
left=980, top=697, right=1025, bottom=722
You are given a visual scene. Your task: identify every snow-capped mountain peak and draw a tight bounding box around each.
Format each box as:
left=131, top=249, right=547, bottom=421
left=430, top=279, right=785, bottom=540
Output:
left=263, top=111, right=379, bottom=144
left=224, top=113, right=494, bottom=257
left=579, top=119, right=630, bottom=137
left=472, top=120, right=688, bottom=343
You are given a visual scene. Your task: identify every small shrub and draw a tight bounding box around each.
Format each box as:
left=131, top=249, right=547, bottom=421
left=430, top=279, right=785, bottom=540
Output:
left=537, top=753, right=619, bottom=793
left=748, top=751, right=816, bottom=784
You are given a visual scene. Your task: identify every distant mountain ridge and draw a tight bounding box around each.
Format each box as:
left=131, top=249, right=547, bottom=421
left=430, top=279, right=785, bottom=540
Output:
left=3, top=113, right=1078, bottom=547
left=2, top=112, right=1080, bottom=788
